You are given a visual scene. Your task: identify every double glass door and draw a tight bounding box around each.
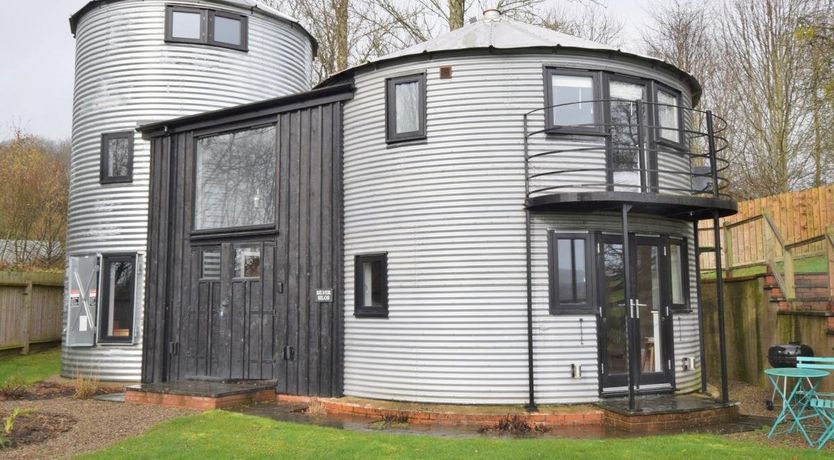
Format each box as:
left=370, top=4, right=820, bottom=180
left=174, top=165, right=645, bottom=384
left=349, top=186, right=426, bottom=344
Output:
left=598, top=234, right=674, bottom=390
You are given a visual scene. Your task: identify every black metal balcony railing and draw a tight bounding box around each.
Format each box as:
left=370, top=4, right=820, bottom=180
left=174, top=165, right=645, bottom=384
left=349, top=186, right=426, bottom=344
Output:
left=523, top=99, right=731, bottom=205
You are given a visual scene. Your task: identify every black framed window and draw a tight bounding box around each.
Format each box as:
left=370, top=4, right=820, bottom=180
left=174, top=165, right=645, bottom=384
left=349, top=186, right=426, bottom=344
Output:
left=548, top=232, right=593, bottom=314
left=98, top=254, right=136, bottom=343
left=385, top=74, right=426, bottom=143
left=165, top=5, right=248, bottom=51
left=194, top=124, right=277, bottom=232
left=668, top=238, right=690, bottom=311
left=100, top=131, right=133, bottom=184
left=544, top=68, right=601, bottom=134
left=354, top=253, right=388, bottom=318
left=234, top=244, right=261, bottom=279
left=655, top=86, right=683, bottom=145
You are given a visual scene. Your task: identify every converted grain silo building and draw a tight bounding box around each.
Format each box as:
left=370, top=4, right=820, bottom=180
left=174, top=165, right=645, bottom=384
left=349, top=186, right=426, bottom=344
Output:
left=63, top=0, right=315, bottom=381
left=69, top=5, right=736, bottom=411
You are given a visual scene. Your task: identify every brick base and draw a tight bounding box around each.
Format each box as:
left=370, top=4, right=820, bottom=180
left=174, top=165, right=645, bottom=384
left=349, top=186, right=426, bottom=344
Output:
left=125, top=388, right=275, bottom=411
left=603, top=405, right=739, bottom=432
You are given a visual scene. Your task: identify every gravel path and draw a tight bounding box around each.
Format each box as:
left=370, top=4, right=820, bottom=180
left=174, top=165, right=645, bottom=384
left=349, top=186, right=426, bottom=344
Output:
left=0, top=397, right=190, bottom=459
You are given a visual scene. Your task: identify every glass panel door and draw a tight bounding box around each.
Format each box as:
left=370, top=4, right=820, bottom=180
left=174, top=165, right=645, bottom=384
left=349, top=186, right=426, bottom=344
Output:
left=599, top=235, right=628, bottom=388
left=609, top=81, right=646, bottom=192
left=633, top=236, right=671, bottom=385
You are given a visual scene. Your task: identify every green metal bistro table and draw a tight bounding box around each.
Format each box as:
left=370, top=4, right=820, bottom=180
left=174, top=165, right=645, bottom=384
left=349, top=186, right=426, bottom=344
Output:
left=765, top=367, right=830, bottom=446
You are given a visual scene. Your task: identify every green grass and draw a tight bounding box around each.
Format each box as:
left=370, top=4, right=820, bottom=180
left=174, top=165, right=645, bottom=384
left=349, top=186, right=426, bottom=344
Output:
left=0, top=347, right=61, bottom=385
left=80, top=410, right=828, bottom=460
left=702, top=254, right=828, bottom=279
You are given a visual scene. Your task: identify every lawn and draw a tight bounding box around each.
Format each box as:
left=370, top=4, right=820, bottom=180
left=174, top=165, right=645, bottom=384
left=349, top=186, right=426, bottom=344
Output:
left=81, top=410, right=828, bottom=460
left=0, top=347, right=61, bottom=385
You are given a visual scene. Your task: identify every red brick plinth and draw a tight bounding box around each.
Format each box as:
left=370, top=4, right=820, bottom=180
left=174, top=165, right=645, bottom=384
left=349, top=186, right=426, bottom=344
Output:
left=603, top=404, right=739, bottom=432
left=125, top=388, right=275, bottom=411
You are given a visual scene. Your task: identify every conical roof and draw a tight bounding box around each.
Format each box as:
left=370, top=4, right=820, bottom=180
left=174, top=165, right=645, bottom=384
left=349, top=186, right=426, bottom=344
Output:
left=320, top=9, right=700, bottom=101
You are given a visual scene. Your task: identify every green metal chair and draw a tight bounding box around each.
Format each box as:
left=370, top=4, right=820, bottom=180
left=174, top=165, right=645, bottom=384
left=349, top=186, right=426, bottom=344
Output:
left=798, top=356, right=834, bottom=449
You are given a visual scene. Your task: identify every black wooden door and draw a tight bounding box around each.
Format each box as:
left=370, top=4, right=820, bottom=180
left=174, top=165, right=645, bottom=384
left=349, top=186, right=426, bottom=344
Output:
left=177, top=240, right=278, bottom=381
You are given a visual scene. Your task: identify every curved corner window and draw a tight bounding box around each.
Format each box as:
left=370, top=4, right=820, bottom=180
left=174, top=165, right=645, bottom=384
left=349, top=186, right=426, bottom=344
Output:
left=656, top=88, right=682, bottom=144
left=100, top=131, right=134, bottom=184
left=386, top=74, right=426, bottom=143
left=194, top=125, right=276, bottom=232
left=166, top=5, right=248, bottom=51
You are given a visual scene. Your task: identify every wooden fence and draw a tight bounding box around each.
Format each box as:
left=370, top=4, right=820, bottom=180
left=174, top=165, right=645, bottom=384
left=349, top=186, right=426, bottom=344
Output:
left=699, top=185, right=834, bottom=270
left=0, top=271, right=64, bottom=353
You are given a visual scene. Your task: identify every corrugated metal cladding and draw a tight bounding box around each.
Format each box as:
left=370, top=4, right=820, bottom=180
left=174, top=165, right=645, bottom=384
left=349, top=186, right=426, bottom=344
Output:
left=64, top=0, right=313, bottom=381
left=342, top=52, right=699, bottom=404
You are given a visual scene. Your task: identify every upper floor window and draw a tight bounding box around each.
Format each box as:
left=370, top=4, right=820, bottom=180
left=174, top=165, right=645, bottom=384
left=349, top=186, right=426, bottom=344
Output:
left=544, top=68, right=600, bottom=134
left=656, top=88, right=682, bottom=144
left=386, top=74, right=426, bottom=143
left=165, top=5, right=248, bottom=51
left=100, top=131, right=133, bottom=184
left=548, top=232, right=593, bottom=315
left=194, top=125, right=276, bottom=231
left=354, top=253, right=388, bottom=318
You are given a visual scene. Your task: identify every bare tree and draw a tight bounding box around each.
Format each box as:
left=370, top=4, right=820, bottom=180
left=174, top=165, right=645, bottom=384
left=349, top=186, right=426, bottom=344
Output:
left=540, top=2, right=624, bottom=46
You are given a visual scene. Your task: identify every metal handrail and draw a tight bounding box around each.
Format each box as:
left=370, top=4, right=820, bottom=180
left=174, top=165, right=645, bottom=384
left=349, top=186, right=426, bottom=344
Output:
left=523, top=98, right=732, bottom=201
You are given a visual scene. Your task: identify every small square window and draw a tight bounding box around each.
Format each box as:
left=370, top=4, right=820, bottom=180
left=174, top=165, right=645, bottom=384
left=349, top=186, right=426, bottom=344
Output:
left=386, top=74, right=426, bottom=143
left=548, top=232, right=593, bottom=315
left=544, top=68, right=601, bottom=135
left=99, top=254, right=136, bottom=343
left=354, top=253, right=388, bottom=318
left=100, top=131, right=133, bottom=184
left=210, top=12, right=247, bottom=49
left=171, top=10, right=203, bottom=40
left=234, top=245, right=261, bottom=279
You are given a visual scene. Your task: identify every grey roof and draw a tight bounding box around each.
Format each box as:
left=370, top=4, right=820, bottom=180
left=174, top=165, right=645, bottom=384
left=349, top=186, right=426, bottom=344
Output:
left=319, top=10, right=701, bottom=101
left=69, top=0, right=318, bottom=54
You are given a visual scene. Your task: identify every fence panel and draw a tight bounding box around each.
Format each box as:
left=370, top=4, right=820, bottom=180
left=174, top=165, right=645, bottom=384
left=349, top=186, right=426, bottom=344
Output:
left=0, top=271, right=64, bottom=353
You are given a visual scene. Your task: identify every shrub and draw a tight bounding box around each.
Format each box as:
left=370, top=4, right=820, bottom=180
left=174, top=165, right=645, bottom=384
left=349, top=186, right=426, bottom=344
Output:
left=0, top=376, right=29, bottom=399
left=72, top=373, right=99, bottom=400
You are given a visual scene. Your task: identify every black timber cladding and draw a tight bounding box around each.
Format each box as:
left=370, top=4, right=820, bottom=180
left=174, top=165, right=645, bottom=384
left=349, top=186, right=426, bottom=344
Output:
left=141, top=85, right=352, bottom=397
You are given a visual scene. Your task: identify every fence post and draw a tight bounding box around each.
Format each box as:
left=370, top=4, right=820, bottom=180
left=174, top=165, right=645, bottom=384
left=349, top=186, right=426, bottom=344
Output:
left=784, top=248, right=796, bottom=300
left=21, top=281, right=33, bottom=355
left=827, top=226, right=834, bottom=300
left=723, top=221, right=733, bottom=277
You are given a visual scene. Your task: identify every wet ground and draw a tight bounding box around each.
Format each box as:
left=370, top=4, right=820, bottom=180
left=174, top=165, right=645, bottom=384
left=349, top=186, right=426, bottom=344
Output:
left=235, top=400, right=772, bottom=440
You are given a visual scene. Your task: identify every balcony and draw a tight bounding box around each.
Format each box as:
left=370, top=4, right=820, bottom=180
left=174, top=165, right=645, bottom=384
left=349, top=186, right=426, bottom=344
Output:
left=523, top=99, right=737, bottom=221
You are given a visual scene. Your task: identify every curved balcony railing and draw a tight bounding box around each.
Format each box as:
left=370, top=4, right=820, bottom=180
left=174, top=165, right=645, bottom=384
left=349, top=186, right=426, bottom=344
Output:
left=523, top=99, right=733, bottom=214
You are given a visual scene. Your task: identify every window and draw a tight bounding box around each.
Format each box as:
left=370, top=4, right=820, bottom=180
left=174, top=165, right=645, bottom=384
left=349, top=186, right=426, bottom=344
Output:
left=194, top=125, right=276, bottom=231
left=548, top=232, right=593, bottom=314
left=100, top=132, right=133, bottom=183
left=165, top=5, right=248, bottom=51
left=386, top=74, right=426, bottom=143
left=99, top=254, right=136, bottom=343
left=669, top=239, right=689, bottom=310
left=234, top=245, right=261, bottom=279
left=544, top=68, right=600, bottom=134
left=354, top=253, right=388, bottom=318
left=656, top=88, right=682, bottom=143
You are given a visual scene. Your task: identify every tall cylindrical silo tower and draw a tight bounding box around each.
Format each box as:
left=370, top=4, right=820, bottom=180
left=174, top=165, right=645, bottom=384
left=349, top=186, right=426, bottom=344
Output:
left=64, top=0, right=315, bottom=381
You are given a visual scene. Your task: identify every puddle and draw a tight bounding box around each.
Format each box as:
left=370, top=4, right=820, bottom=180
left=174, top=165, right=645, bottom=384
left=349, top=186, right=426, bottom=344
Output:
left=234, top=402, right=770, bottom=439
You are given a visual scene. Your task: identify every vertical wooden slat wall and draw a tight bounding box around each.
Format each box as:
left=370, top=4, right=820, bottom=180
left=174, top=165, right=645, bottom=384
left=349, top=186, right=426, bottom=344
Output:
left=141, top=98, right=346, bottom=397
left=698, top=185, right=834, bottom=269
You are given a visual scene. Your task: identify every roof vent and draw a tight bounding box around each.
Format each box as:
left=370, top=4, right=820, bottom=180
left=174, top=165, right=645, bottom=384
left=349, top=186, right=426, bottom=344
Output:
left=483, top=9, right=501, bottom=21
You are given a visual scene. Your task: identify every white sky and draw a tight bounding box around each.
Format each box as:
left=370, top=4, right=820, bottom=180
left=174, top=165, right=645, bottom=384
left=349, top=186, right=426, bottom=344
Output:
left=0, top=0, right=648, bottom=142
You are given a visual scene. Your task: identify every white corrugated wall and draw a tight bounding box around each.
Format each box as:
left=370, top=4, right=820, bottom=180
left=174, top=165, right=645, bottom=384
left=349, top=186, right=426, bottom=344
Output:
left=64, top=0, right=313, bottom=381
left=342, top=52, right=701, bottom=403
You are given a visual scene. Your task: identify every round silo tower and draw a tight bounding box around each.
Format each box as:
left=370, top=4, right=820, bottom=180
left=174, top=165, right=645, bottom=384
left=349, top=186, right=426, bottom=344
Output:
left=64, top=0, right=315, bottom=381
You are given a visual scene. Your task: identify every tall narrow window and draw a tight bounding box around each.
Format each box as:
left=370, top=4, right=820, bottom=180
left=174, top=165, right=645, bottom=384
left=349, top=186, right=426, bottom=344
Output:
left=544, top=68, right=599, bottom=133
left=669, top=239, right=689, bottom=310
left=656, top=88, right=682, bottom=143
left=386, top=74, right=426, bottom=143
left=354, top=253, right=388, bottom=318
left=99, top=254, right=136, bottom=343
left=548, top=232, right=592, bottom=314
left=194, top=125, right=277, bottom=231
left=100, top=132, right=133, bottom=184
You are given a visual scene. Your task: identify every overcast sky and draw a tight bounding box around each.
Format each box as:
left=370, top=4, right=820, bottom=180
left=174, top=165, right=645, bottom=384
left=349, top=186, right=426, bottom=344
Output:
left=0, top=0, right=648, bottom=142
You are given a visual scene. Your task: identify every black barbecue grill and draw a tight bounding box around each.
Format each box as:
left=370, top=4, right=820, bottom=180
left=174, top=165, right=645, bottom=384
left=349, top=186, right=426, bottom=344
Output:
left=765, top=342, right=814, bottom=410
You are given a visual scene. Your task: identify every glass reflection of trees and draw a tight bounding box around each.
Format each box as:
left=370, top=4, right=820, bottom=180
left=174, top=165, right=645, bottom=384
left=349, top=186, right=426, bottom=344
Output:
left=195, top=125, right=276, bottom=230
